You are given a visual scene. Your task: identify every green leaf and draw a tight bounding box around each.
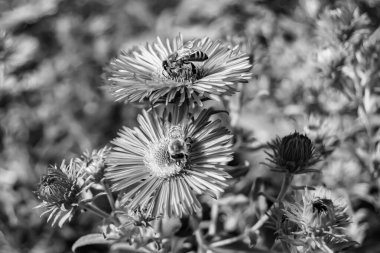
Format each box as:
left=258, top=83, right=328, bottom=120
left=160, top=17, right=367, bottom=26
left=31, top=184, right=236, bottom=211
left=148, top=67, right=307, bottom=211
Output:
left=111, top=243, right=147, bottom=252
left=72, top=233, right=111, bottom=252
left=211, top=241, right=273, bottom=253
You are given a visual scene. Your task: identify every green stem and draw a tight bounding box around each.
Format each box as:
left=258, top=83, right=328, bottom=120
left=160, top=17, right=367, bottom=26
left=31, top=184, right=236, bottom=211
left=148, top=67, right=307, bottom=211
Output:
left=142, top=246, right=156, bottom=253
left=210, top=173, right=293, bottom=248
left=276, top=173, right=293, bottom=201
left=194, top=229, right=208, bottom=253
left=208, top=202, right=218, bottom=236
left=101, top=179, right=116, bottom=211
left=79, top=202, right=110, bottom=220
left=280, top=241, right=292, bottom=253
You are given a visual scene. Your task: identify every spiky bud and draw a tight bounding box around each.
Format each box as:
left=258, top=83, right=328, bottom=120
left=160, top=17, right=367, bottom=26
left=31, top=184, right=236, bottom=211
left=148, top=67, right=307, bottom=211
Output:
left=265, top=132, right=320, bottom=174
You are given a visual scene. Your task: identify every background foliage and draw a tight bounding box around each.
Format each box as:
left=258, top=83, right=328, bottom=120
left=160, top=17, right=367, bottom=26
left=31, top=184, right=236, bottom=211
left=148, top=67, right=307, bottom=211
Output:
left=1, top=0, right=380, bottom=252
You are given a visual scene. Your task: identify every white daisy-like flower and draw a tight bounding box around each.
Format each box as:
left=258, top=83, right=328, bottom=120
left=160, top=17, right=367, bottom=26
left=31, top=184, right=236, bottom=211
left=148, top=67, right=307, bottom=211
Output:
left=106, top=34, right=252, bottom=107
left=105, top=107, right=233, bottom=218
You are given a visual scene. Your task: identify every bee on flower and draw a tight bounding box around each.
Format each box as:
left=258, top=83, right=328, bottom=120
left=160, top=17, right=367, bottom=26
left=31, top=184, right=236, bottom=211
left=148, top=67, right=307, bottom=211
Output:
left=34, top=159, right=85, bottom=227
left=274, top=187, right=357, bottom=252
left=105, top=107, right=233, bottom=218
left=106, top=34, right=252, bottom=107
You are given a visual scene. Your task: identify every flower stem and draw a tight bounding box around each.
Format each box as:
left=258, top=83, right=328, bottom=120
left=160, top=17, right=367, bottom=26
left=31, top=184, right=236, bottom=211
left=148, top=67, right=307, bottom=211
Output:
left=277, top=173, right=293, bottom=201
left=280, top=241, right=292, bottom=253
left=142, top=246, right=156, bottom=253
left=79, top=202, right=110, bottom=220
left=210, top=173, right=293, bottom=248
left=208, top=202, right=218, bottom=236
left=195, top=228, right=209, bottom=253
left=209, top=233, right=245, bottom=248
left=101, top=179, right=116, bottom=211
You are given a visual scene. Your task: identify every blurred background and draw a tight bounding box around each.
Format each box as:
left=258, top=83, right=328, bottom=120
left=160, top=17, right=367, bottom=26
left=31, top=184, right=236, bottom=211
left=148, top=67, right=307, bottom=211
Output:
left=1, top=0, right=380, bottom=252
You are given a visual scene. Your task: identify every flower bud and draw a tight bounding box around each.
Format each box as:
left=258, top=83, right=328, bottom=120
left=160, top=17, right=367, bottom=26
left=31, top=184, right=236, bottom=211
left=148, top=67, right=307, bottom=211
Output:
left=265, top=132, right=320, bottom=174
left=35, top=159, right=84, bottom=227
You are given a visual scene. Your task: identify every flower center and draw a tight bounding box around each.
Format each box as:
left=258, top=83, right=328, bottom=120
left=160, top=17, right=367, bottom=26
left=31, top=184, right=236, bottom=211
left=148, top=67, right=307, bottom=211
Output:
left=144, top=140, right=183, bottom=178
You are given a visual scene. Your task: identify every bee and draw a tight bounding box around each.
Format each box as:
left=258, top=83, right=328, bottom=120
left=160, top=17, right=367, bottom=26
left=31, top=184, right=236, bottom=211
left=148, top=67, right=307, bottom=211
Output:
left=312, top=198, right=333, bottom=214
left=162, top=41, right=208, bottom=80
left=168, top=137, right=193, bottom=165
left=167, top=127, right=193, bottom=165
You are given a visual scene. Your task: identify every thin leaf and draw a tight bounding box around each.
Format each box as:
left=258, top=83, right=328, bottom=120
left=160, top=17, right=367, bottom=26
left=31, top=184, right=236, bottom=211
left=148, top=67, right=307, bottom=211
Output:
left=72, top=233, right=111, bottom=252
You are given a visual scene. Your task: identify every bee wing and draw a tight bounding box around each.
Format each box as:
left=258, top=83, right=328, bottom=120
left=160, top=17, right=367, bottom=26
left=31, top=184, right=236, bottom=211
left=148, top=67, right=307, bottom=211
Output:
left=182, top=40, right=194, bottom=49
left=177, top=41, right=196, bottom=58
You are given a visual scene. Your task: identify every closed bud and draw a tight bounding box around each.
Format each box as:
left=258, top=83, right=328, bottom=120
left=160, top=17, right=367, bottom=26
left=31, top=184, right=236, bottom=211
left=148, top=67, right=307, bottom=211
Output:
left=265, top=132, right=320, bottom=174
left=35, top=159, right=84, bottom=227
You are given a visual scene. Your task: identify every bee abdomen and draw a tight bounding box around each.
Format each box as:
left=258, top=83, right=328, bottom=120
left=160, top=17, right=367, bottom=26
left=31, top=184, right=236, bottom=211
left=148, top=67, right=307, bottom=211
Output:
left=188, top=51, right=208, bottom=61
left=171, top=153, right=185, bottom=159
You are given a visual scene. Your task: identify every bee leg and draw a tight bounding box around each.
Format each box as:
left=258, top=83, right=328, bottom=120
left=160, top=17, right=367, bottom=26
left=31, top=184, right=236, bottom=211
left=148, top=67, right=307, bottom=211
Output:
left=184, top=137, right=193, bottom=144
left=179, top=63, right=191, bottom=80
left=162, top=70, right=169, bottom=78
left=190, top=62, right=196, bottom=76
left=162, top=60, right=171, bottom=78
left=186, top=62, right=197, bottom=80
left=184, top=137, right=193, bottom=150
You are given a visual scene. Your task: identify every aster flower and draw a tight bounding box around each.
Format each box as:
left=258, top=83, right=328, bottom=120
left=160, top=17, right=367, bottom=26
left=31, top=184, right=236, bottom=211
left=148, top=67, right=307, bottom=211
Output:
left=105, top=108, right=233, bottom=218
left=276, top=187, right=356, bottom=252
left=265, top=132, right=320, bottom=174
left=286, top=188, right=351, bottom=231
left=106, top=34, right=252, bottom=107
left=35, top=159, right=85, bottom=227
left=77, top=146, right=111, bottom=183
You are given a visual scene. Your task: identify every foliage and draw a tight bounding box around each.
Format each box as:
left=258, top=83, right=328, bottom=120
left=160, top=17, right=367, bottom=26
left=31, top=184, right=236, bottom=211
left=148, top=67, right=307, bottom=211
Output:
left=1, top=0, right=380, bottom=252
